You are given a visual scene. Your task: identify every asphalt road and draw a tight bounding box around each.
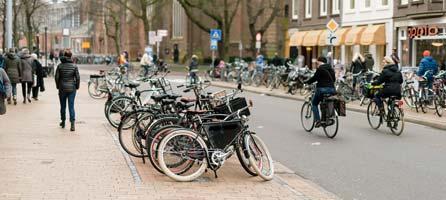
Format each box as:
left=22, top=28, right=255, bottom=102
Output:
left=79, top=65, right=446, bottom=200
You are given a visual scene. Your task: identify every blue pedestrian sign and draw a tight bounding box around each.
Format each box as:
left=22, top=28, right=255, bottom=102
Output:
left=210, top=29, right=222, bottom=41
left=210, top=39, right=218, bottom=50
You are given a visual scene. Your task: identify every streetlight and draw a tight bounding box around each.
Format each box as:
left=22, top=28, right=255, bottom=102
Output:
left=45, top=26, right=48, bottom=68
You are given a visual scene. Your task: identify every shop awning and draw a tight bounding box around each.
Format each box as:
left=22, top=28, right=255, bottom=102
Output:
left=360, top=25, right=386, bottom=45
left=302, top=30, right=323, bottom=47
left=289, top=31, right=307, bottom=46
left=344, top=26, right=366, bottom=46
left=317, top=28, right=351, bottom=46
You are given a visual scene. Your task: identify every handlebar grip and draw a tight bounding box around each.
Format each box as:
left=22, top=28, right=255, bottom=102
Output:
left=177, top=84, right=184, bottom=88
left=183, top=89, right=191, bottom=93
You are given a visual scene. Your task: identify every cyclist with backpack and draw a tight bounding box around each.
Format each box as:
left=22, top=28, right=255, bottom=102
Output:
left=304, top=57, right=336, bottom=127
left=0, top=67, right=11, bottom=115
left=417, top=50, right=438, bottom=89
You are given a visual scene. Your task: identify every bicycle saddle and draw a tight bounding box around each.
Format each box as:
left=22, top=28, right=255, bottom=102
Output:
left=176, top=102, right=194, bottom=110
left=125, top=82, right=140, bottom=88
left=161, top=99, right=175, bottom=104
left=151, top=94, right=169, bottom=102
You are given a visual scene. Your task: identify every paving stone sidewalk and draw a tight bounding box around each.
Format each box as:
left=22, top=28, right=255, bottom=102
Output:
left=0, top=78, right=339, bottom=200
left=210, top=81, right=446, bottom=130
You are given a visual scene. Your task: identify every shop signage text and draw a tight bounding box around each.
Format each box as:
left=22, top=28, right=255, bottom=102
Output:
left=407, top=25, right=439, bottom=39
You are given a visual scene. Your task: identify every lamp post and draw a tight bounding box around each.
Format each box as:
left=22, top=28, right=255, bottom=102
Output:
left=6, top=0, right=13, bottom=49
left=45, top=26, right=48, bottom=67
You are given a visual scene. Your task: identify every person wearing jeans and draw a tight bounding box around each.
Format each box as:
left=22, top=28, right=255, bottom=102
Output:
left=55, top=50, right=80, bottom=132
left=305, top=57, right=336, bottom=127
left=19, top=48, right=35, bottom=104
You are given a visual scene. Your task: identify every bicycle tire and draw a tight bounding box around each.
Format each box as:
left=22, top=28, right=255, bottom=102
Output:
left=389, top=106, right=404, bottom=136
left=367, top=101, right=382, bottom=130
left=118, top=111, right=154, bottom=157
left=88, top=81, right=104, bottom=99
left=323, top=115, right=339, bottom=139
left=158, top=130, right=208, bottom=182
left=300, top=102, right=314, bottom=132
left=434, top=95, right=445, bottom=117
left=245, top=134, right=274, bottom=181
left=236, top=133, right=258, bottom=176
left=106, top=96, right=137, bottom=129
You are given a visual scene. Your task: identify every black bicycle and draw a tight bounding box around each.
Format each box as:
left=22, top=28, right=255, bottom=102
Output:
left=367, top=93, right=405, bottom=136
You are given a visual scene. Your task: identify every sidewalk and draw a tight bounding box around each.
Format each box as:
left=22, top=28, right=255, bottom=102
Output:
left=211, top=81, right=446, bottom=130
left=0, top=78, right=339, bottom=200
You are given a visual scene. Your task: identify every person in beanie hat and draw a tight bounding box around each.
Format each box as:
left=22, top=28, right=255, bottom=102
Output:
left=417, top=50, right=438, bottom=89
left=19, top=48, right=35, bottom=104
left=4, top=48, right=21, bottom=105
left=304, top=56, right=336, bottom=127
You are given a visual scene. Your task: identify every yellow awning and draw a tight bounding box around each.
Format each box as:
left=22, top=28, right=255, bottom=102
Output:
left=289, top=31, right=307, bottom=46
left=333, top=28, right=351, bottom=46
left=344, top=26, right=366, bottom=46
left=360, top=25, right=386, bottom=45
left=302, top=30, right=323, bottom=47
left=318, top=30, right=329, bottom=46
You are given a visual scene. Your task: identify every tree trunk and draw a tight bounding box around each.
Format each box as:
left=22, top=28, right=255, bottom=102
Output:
left=114, top=21, right=121, bottom=55
left=26, top=15, right=33, bottom=50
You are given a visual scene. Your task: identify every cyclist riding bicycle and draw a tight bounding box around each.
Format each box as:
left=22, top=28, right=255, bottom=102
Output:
left=417, top=50, right=438, bottom=89
left=304, top=57, right=336, bottom=128
left=187, top=55, right=199, bottom=84
left=371, top=56, right=403, bottom=113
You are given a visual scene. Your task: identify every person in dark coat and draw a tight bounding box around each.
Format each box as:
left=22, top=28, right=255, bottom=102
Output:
left=4, top=48, right=21, bottom=105
left=20, top=48, right=35, bottom=104
left=0, top=49, right=5, bottom=69
left=0, top=68, right=12, bottom=115
left=304, top=57, right=336, bottom=127
left=31, top=53, right=45, bottom=100
left=372, top=56, right=403, bottom=112
left=417, top=50, right=438, bottom=89
left=55, top=50, right=80, bottom=131
left=364, top=53, right=375, bottom=71
left=188, top=55, right=199, bottom=84
left=271, top=52, right=283, bottom=67
left=350, top=53, right=366, bottom=94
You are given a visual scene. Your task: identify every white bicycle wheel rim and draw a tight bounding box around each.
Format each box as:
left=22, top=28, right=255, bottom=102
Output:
left=246, top=134, right=274, bottom=181
left=158, top=130, right=208, bottom=182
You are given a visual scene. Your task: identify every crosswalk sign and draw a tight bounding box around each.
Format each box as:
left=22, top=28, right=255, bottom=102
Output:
left=210, top=29, right=222, bottom=41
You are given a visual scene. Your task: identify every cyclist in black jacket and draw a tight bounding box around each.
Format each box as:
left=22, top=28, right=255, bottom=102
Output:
left=305, top=57, right=336, bottom=127
left=372, top=56, right=403, bottom=112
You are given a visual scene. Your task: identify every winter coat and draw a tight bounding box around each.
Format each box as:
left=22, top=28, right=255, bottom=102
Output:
left=4, top=53, right=21, bottom=84
left=350, top=59, right=366, bottom=74
left=0, top=68, right=11, bottom=115
left=33, top=59, right=45, bottom=88
left=189, top=59, right=198, bottom=72
left=20, top=54, right=35, bottom=83
left=372, top=64, right=403, bottom=97
left=55, top=57, right=80, bottom=93
left=305, top=64, right=336, bottom=88
left=0, top=55, right=5, bottom=68
left=364, top=55, right=375, bottom=71
left=417, top=56, right=438, bottom=82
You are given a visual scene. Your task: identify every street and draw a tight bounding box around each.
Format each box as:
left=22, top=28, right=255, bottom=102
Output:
left=86, top=65, right=446, bottom=200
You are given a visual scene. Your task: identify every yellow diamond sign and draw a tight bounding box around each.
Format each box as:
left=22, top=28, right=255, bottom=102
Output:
left=326, top=19, right=339, bottom=32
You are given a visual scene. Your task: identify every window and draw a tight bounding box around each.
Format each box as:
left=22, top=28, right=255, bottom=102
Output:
left=365, top=0, right=371, bottom=8
left=382, top=0, right=388, bottom=6
left=332, top=0, right=340, bottom=14
left=292, top=0, right=298, bottom=19
left=400, top=0, right=408, bottom=5
left=350, top=0, right=356, bottom=9
left=320, top=0, right=327, bottom=16
left=172, top=0, right=184, bottom=38
left=305, top=0, right=312, bottom=18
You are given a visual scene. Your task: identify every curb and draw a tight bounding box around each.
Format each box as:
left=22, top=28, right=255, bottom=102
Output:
left=211, top=82, right=446, bottom=131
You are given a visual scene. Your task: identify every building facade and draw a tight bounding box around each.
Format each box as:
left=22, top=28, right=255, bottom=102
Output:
left=287, top=0, right=342, bottom=68
left=341, top=0, right=393, bottom=70
left=394, top=0, right=446, bottom=67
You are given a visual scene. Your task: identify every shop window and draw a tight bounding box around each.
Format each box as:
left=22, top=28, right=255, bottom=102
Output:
left=416, top=39, right=446, bottom=66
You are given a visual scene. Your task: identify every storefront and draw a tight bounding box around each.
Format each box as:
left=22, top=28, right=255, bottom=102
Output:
left=288, top=28, right=350, bottom=69
left=397, top=22, right=446, bottom=67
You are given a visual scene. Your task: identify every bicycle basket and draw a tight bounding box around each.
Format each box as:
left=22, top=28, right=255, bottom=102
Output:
left=214, top=97, right=250, bottom=116
left=202, top=120, right=243, bottom=149
left=363, top=84, right=383, bottom=98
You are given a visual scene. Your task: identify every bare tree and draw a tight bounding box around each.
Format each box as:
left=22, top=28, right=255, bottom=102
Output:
left=0, top=0, right=6, bottom=49
left=113, top=0, right=159, bottom=43
left=22, top=0, right=46, bottom=50
left=13, top=0, right=24, bottom=48
left=177, top=0, right=241, bottom=59
left=246, top=0, right=281, bottom=56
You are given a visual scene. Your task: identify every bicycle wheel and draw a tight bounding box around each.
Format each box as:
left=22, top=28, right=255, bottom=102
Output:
left=236, top=133, right=258, bottom=176
left=253, top=74, right=262, bottom=87
left=118, top=111, right=154, bottom=157
left=323, top=115, right=339, bottom=139
left=242, top=72, right=251, bottom=86
left=106, top=96, right=136, bottom=129
left=402, top=88, right=416, bottom=108
left=367, top=101, right=382, bottom=130
left=88, top=80, right=103, bottom=99
left=158, top=129, right=208, bottom=182
left=389, top=106, right=404, bottom=136
left=300, top=102, right=314, bottom=132
left=148, top=125, right=185, bottom=174
left=434, top=95, right=445, bottom=117
left=245, top=134, right=274, bottom=181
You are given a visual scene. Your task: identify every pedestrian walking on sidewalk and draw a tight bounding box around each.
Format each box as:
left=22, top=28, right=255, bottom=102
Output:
left=20, top=48, right=35, bottom=104
left=4, top=48, right=21, bottom=105
left=55, top=50, right=80, bottom=132
left=31, top=53, right=45, bottom=100
left=0, top=68, right=12, bottom=115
